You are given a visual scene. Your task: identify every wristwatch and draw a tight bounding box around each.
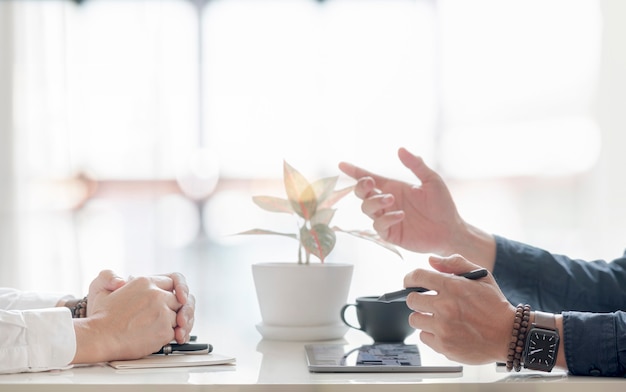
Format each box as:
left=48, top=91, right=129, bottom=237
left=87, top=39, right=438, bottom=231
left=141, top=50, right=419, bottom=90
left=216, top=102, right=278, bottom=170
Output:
left=523, top=311, right=559, bottom=372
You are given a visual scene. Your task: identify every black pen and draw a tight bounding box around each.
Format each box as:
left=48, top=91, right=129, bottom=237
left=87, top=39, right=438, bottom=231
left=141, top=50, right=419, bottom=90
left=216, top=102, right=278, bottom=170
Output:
left=377, top=268, right=489, bottom=302
left=153, top=343, right=213, bottom=355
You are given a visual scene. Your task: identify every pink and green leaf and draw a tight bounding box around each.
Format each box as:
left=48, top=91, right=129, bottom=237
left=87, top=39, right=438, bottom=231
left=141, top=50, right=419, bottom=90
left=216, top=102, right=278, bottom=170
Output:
left=283, top=161, right=317, bottom=219
left=252, top=195, right=293, bottom=214
left=318, top=185, right=354, bottom=210
left=295, top=185, right=318, bottom=220
left=240, top=161, right=402, bottom=263
left=333, top=227, right=403, bottom=259
left=311, top=176, right=338, bottom=205
left=310, top=208, right=336, bottom=226
left=237, top=228, right=298, bottom=240
left=300, top=223, right=336, bottom=262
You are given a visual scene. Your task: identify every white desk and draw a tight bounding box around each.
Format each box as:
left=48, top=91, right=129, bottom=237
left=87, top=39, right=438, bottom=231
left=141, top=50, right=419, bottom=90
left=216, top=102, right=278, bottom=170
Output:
left=1, top=326, right=624, bottom=392
left=2, top=249, right=625, bottom=391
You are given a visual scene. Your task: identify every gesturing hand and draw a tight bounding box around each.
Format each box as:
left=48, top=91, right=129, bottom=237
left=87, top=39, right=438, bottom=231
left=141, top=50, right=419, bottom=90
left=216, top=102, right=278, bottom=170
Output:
left=339, top=147, right=465, bottom=256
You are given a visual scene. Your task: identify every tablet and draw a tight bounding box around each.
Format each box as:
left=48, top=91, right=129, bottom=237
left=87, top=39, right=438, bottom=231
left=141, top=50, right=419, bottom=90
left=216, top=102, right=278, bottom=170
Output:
left=305, top=343, right=463, bottom=373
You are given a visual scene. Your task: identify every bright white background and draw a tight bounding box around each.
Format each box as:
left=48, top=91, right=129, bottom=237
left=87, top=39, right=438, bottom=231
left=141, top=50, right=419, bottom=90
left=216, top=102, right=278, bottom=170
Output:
left=1, top=1, right=625, bottom=319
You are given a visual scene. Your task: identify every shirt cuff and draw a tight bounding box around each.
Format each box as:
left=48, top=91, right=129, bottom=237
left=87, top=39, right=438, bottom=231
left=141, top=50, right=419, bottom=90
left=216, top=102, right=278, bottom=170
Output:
left=563, top=311, right=621, bottom=376
left=23, top=307, right=76, bottom=372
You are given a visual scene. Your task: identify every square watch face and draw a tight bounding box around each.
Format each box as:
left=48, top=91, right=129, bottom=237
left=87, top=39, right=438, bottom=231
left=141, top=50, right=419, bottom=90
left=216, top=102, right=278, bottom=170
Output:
left=524, top=327, right=559, bottom=371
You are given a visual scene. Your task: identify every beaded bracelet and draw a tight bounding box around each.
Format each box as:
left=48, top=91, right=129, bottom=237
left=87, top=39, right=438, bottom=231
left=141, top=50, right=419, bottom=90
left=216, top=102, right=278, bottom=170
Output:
left=73, top=296, right=88, bottom=318
left=506, top=303, right=530, bottom=372
left=64, top=296, right=88, bottom=318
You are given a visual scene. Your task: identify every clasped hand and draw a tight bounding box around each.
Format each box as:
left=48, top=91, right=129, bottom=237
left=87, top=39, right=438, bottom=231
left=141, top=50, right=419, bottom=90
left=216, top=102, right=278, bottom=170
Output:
left=72, top=270, right=196, bottom=364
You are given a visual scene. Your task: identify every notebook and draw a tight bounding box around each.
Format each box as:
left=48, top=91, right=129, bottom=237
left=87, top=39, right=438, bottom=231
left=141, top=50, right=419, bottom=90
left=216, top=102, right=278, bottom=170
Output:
left=108, top=352, right=236, bottom=370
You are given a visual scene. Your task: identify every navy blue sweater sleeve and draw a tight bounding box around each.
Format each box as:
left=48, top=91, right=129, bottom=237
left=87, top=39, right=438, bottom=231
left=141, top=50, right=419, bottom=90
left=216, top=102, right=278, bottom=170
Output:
left=492, top=235, right=626, bottom=313
left=492, top=236, right=626, bottom=376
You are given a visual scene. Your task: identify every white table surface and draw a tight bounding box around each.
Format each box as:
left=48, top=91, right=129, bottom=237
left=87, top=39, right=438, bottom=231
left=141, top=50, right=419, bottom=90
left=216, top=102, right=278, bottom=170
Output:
left=1, top=325, right=625, bottom=392
left=2, top=247, right=625, bottom=391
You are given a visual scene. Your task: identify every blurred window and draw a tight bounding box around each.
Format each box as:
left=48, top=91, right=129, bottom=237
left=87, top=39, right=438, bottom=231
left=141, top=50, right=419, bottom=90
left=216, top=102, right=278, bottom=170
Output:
left=3, top=0, right=603, bottom=290
left=12, top=0, right=198, bottom=180
left=10, top=0, right=601, bottom=181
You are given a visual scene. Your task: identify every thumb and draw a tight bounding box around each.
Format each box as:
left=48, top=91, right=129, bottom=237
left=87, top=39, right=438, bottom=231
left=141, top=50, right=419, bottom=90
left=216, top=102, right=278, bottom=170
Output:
left=397, top=147, right=438, bottom=184
left=100, top=270, right=126, bottom=292
left=428, top=254, right=481, bottom=275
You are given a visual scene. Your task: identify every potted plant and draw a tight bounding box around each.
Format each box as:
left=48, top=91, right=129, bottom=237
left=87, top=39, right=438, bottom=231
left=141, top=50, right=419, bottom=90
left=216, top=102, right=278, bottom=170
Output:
left=240, top=161, right=401, bottom=341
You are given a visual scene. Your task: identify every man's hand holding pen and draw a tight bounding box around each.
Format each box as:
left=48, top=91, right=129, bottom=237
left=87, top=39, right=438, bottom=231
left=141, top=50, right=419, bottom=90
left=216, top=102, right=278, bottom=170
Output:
left=378, top=268, right=488, bottom=302
left=403, top=255, right=515, bottom=366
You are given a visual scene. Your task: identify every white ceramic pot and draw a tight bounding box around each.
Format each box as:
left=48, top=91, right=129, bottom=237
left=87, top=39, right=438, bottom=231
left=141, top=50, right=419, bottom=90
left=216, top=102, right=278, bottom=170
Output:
left=252, top=262, right=353, bottom=341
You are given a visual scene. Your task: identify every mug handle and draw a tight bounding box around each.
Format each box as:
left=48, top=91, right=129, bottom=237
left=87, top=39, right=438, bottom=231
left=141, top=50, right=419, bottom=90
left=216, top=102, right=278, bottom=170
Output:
left=340, top=303, right=362, bottom=331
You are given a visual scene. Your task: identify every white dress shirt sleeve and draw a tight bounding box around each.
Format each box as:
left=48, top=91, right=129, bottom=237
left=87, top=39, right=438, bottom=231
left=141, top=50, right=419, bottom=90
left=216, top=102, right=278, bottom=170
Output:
left=0, top=289, right=77, bottom=374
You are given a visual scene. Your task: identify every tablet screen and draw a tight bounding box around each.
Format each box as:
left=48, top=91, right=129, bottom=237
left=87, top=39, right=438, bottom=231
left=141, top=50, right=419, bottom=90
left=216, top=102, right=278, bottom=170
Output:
left=305, top=343, right=463, bottom=373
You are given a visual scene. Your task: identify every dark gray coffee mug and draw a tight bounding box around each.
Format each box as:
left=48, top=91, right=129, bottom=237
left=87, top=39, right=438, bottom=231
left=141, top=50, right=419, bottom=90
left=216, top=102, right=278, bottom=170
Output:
left=340, top=296, right=414, bottom=342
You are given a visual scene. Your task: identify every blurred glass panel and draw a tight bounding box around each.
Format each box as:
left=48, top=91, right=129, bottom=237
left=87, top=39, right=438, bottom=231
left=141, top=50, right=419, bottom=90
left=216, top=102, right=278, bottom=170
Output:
left=12, top=0, right=198, bottom=180
left=439, top=0, right=601, bottom=178
left=202, top=0, right=437, bottom=178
